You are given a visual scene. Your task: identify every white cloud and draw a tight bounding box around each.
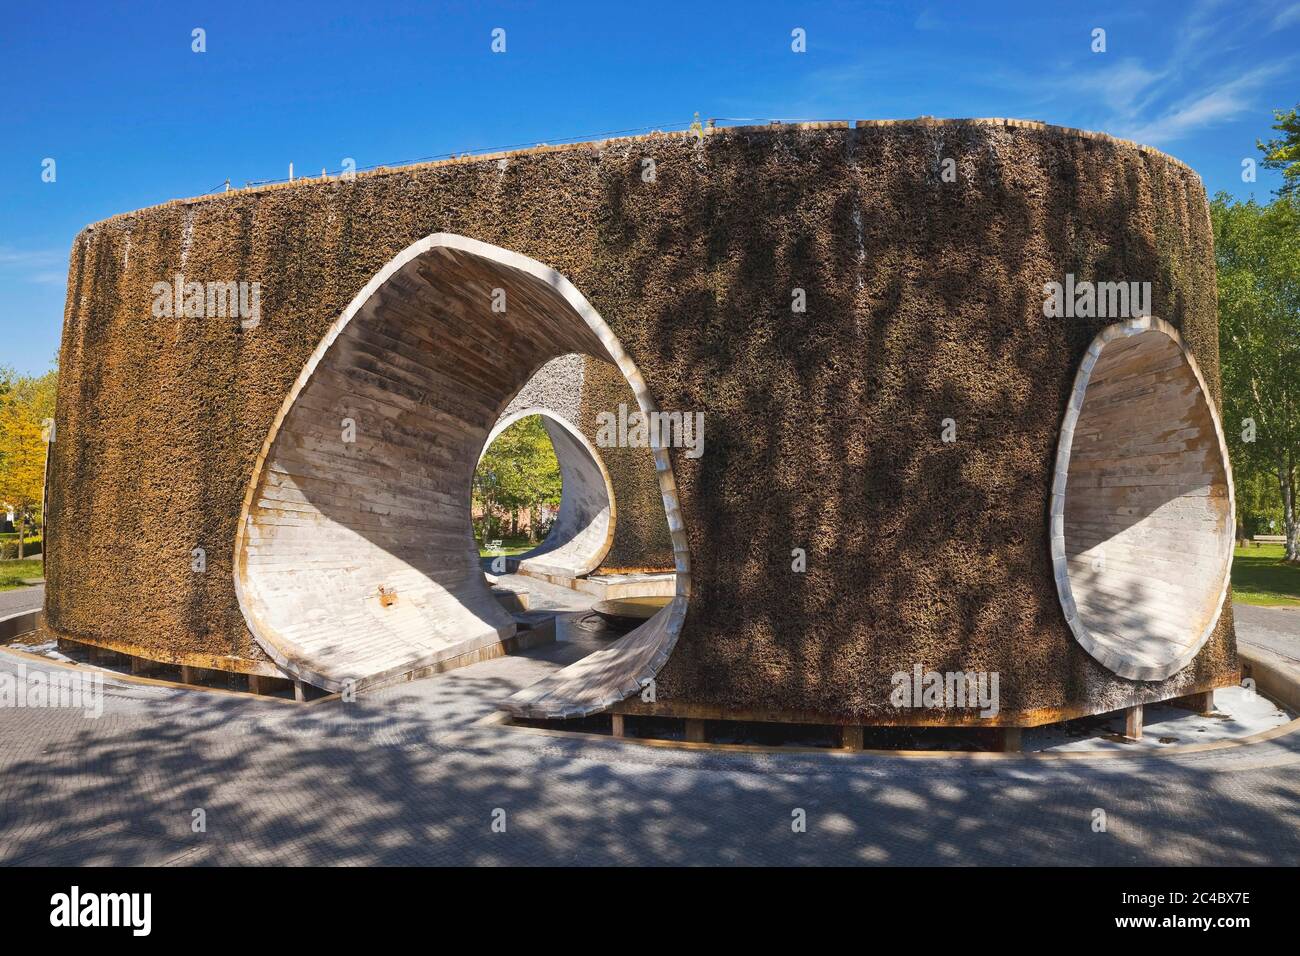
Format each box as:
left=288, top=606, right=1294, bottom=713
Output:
left=1073, top=59, right=1165, bottom=118
left=1047, top=1, right=1294, bottom=146
left=1117, top=62, right=1292, bottom=145
left=0, top=247, right=65, bottom=285
left=1272, top=3, right=1300, bottom=30
left=0, top=247, right=62, bottom=268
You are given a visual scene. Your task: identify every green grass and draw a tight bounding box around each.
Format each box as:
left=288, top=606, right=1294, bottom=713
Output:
left=476, top=535, right=537, bottom=558
left=1232, top=543, right=1300, bottom=607
left=0, top=558, right=43, bottom=591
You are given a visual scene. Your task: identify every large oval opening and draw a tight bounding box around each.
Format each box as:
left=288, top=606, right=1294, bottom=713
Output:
left=234, top=234, right=689, bottom=697
left=1051, top=317, right=1235, bottom=681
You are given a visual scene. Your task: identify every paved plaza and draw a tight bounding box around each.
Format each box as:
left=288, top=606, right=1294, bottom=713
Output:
left=1, top=592, right=1298, bottom=866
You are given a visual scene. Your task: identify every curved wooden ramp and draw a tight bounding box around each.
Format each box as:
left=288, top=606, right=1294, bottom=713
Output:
left=503, top=596, right=689, bottom=719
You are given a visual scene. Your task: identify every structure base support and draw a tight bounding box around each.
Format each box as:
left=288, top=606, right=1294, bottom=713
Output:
left=1169, top=690, right=1214, bottom=715
left=1125, top=704, right=1144, bottom=740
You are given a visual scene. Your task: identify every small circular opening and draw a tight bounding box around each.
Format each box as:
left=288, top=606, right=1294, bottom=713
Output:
left=475, top=408, right=615, bottom=579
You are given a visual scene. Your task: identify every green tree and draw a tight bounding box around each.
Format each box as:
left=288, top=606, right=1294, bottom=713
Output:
left=1258, top=104, right=1300, bottom=198
left=472, top=415, right=561, bottom=544
left=1212, top=192, right=1300, bottom=562
left=1236, top=469, right=1284, bottom=539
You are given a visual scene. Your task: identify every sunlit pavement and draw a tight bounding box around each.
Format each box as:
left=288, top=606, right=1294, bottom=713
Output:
left=0, top=585, right=43, bottom=619
left=1234, top=604, right=1300, bottom=663
left=1, top=604, right=1297, bottom=866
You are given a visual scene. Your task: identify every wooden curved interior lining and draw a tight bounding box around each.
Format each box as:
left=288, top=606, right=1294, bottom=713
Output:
left=1053, top=319, right=1234, bottom=681
left=235, top=235, right=690, bottom=702
left=237, top=244, right=611, bottom=690
left=503, top=594, right=690, bottom=719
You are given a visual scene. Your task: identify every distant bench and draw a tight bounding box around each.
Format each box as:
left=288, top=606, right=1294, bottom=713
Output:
left=1252, top=534, right=1286, bottom=543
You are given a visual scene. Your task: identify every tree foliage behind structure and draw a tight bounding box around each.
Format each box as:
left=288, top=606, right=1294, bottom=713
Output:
left=1258, top=104, right=1300, bottom=198
left=1212, top=191, right=1300, bottom=561
left=0, top=362, right=57, bottom=558
left=472, top=415, right=562, bottom=543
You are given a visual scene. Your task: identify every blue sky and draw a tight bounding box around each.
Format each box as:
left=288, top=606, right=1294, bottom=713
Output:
left=2, top=0, right=1296, bottom=375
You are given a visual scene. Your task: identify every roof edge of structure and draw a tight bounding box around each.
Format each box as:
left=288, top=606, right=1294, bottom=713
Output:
left=77, top=118, right=1199, bottom=234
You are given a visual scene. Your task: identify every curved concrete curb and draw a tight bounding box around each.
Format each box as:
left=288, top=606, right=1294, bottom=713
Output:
left=0, top=642, right=333, bottom=706
left=1240, top=644, right=1300, bottom=714
left=483, top=706, right=1300, bottom=763
left=0, top=609, right=41, bottom=643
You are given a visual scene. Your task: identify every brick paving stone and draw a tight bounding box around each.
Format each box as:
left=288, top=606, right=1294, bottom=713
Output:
left=0, top=608, right=1297, bottom=866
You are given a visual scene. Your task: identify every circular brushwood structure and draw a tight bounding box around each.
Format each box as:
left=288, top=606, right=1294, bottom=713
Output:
left=45, top=118, right=1238, bottom=726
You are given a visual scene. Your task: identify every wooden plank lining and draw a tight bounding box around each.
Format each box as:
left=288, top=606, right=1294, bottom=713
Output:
left=234, top=235, right=692, bottom=698
left=1049, top=318, right=1234, bottom=682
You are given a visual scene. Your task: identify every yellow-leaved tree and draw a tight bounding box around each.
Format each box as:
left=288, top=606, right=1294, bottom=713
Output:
left=0, top=366, right=54, bottom=560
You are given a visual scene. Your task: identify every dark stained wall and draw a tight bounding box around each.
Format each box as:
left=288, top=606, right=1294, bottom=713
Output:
left=577, top=355, right=677, bottom=572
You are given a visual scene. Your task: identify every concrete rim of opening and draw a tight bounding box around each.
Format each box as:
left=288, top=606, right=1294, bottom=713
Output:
left=1050, top=316, right=1236, bottom=682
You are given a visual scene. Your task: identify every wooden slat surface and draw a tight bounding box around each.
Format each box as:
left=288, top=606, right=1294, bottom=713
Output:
left=1055, top=323, right=1233, bottom=680
left=237, top=242, right=615, bottom=690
